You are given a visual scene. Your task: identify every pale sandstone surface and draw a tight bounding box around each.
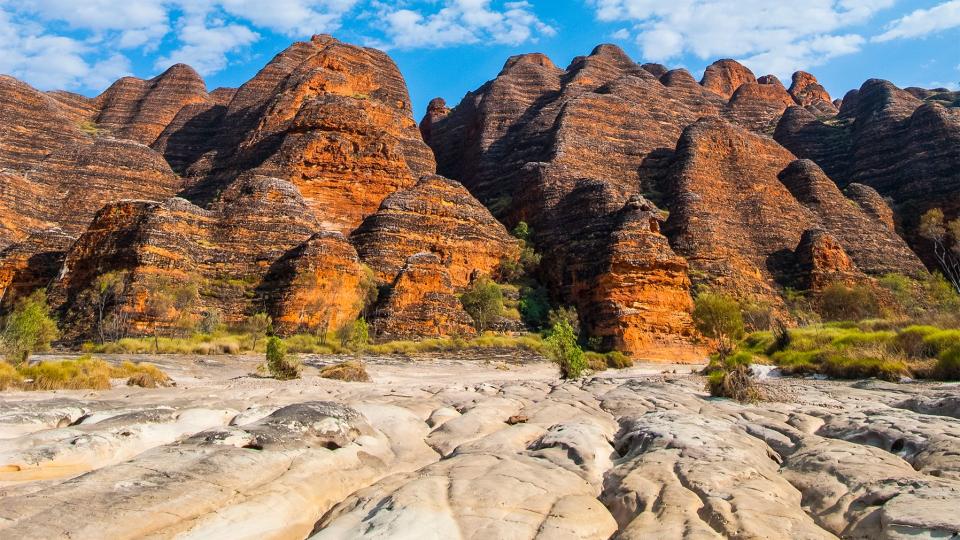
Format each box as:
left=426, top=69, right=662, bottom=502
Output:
left=0, top=354, right=958, bottom=539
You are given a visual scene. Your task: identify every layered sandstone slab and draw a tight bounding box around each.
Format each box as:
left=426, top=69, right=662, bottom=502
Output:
left=663, top=118, right=924, bottom=304
left=775, top=78, right=960, bottom=252
left=370, top=253, right=476, bottom=339
left=3, top=357, right=960, bottom=538
left=351, top=175, right=519, bottom=287
left=51, top=176, right=322, bottom=337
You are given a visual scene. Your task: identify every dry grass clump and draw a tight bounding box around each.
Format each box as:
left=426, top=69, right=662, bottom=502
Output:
left=0, top=356, right=172, bottom=390
left=364, top=333, right=544, bottom=355
left=704, top=353, right=763, bottom=402
left=584, top=350, right=634, bottom=371
left=117, top=361, right=173, bottom=388
left=0, top=361, right=24, bottom=390
left=707, top=365, right=763, bottom=403
left=319, top=361, right=371, bottom=382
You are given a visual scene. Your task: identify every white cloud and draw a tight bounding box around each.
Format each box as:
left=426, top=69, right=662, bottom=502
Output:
left=218, top=0, right=360, bottom=36
left=154, top=17, right=259, bottom=75
left=587, top=0, right=896, bottom=78
left=0, top=0, right=554, bottom=93
left=377, top=0, right=555, bottom=48
left=0, top=9, right=132, bottom=90
left=874, top=1, right=960, bottom=42
left=610, top=28, right=630, bottom=40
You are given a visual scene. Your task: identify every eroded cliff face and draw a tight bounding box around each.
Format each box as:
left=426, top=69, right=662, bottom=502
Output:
left=370, top=252, right=476, bottom=339
left=663, top=118, right=923, bottom=306
left=425, top=48, right=937, bottom=346
left=0, top=35, right=477, bottom=342
left=352, top=175, right=519, bottom=288
left=1, top=35, right=953, bottom=352
left=775, top=79, right=960, bottom=252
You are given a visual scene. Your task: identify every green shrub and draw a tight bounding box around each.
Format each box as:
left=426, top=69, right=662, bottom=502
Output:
left=460, top=276, right=504, bottom=332
left=922, top=329, right=960, bottom=356
left=336, top=318, right=370, bottom=350
left=584, top=352, right=609, bottom=372
left=820, top=353, right=908, bottom=381
left=547, top=306, right=580, bottom=336
left=818, top=283, right=880, bottom=322
left=693, top=292, right=744, bottom=360
left=265, top=336, right=300, bottom=380
left=771, top=349, right=823, bottom=376
left=519, top=286, right=550, bottom=329
left=895, top=325, right=940, bottom=358
left=605, top=351, right=633, bottom=369
left=545, top=320, right=586, bottom=379
left=935, top=347, right=960, bottom=380
left=1, top=289, right=59, bottom=365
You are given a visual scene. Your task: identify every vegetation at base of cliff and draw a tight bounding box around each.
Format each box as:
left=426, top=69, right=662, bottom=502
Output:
left=545, top=320, right=587, bottom=379
left=460, top=275, right=504, bottom=332
left=584, top=350, right=634, bottom=371
left=1, top=289, right=60, bottom=366
left=693, top=293, right=762, bottom=402
left=0, top=355, right=171, bottom=391
left=737, top=322, right=960, bottom=381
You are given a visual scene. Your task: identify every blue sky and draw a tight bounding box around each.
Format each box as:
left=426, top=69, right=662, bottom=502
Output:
left=2, top=1, right=958, bottom=117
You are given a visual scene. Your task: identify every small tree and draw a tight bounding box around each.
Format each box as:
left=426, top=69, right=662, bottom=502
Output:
left=545, top=320, right=586, bottom=379
left=265, top=336, right=300, bottom=380
left=460, top=276, right=504, bottom=332
left=350, top=317, right=369, bottom=350
left=245, top=312, right=272, bottom=350
left=336, top=317, right=370, bottom=351
left=357, top=265, right=379, bottom=318
left=547, top=306, right=580, bottom=336
left=86, top=271, right=128, bottom=344
left=692, top=293, right=744, bottom=361
left=1, top=289, right=59, bottom=366
left=199, top=308, right=223, bottom=334
left=919, top=208, right=960, bottom=293
left=512, top=221, right=531, bottom=242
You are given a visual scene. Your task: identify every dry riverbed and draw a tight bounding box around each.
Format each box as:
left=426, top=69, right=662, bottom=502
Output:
left=1, top=353, right=959, bottom=539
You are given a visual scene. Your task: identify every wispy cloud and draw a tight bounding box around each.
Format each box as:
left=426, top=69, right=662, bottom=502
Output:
left=873, top=0, right=960, bottom=42
left=586, top=0, right=895, bottom=78
left=0, top=0, right=554, bottom=93
left=374, top=0, right=555, bottom=49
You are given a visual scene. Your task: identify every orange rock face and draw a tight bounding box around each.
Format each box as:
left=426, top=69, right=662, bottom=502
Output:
left=352, top=175, right=518, bottom=287
left=567, top=196, right=700, bottom=359
left=50, top=176, right=321, bottom=337
left=794, top=229, right=862, bottom=291
left=788, top=71, right=836, bottom=113
left=263, top=232, right=364, bottom=335
left=701, top=59, right=757, bottom=99
left=370, top=253, right=476, bottom=339
left=94, top=64, right=210, bottom=145
left=664, top=118, right=924, bottom=305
